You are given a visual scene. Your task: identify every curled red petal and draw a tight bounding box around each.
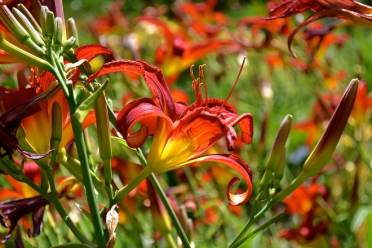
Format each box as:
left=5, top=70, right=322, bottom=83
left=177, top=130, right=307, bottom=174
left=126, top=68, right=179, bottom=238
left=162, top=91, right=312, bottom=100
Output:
left=88, top=59, right=176, bottom=118
left=117, top=98, right=173, bottom=148
left=231, top=113, right=254, bottom=144
left=185, top=154, right=253, bottom=206
left=75, top=44, right=113, bottom=62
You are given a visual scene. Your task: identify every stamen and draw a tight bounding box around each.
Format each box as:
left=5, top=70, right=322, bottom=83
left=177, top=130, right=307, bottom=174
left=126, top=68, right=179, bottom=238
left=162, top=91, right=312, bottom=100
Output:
left=225, top=57, right=246, bottom=103
left=189, top=64, right=196, bottom=81
left=198, top=64, right=208, bottom=101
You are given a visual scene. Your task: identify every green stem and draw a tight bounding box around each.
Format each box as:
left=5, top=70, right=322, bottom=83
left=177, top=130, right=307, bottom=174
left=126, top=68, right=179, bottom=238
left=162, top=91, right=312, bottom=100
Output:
left=70, top=112, right=106, bottom=247
left=0, top=159, right=90, bottom=245
left=114, top=166, right=151, bottom=202
left=61, top=158, right=105, bottom=194
left=230, top=172, right=308, bottom=248
left=135, top=149, right=191, bottom=248
left=51, top=54, right=106, bottom=247
left=95, top=93, right=114, bottom=205
left=272, top=172, right=307, bottom=203
left=148, top=174, right=191, bottom=248
left=229, top=201, right=272, bottom=248
left=165, top=232, right=179, bottom=248
left=230, top=213, right=284, bottom=248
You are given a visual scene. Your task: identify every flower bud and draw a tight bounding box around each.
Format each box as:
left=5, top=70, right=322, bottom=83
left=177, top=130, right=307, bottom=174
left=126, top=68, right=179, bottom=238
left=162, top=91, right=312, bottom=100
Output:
left=0, top=6, right=43, bottom=55
left=260, top=114, right=292, bottom=188
left=40, top=6, right=48, bottom=37
left=54, top=17, right=64, bottom=46
left=66, top=17, right=79, bottom=46
left=302, top=79, right=359, bottom=177
left=17, top=4, right=42, bottom=33
left=50, top=102, right=62, bottom=148
left=95, top=93, right=111, bottom=161
left=46, top=10, right=56, bottom=39
left=12, top=7, right=45, bottom=47
left=0, top=34, right=51, bottom=70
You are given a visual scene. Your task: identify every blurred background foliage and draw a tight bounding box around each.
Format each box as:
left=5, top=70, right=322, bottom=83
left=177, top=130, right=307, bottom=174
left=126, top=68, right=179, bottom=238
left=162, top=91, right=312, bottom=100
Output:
left=1, top=0, right=372, bottom=247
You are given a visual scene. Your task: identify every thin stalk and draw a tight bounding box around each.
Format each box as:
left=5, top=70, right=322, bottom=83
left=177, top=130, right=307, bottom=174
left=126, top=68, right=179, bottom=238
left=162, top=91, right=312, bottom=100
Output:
left=114, top=166, right=151, bottom=202
left=69, top=109, right=106, bottom=247
left=61, top=158, right=105, bottom=194
left=0, top=159, right=90, bottom=244
left=135, top=149, right=191, bottom=248
left=165, top=233, right=179, bottom=248
left=229, top=201, right=272, bottom=248
left=272, top=172, right=307, bottom=203
left=51, top=55, right=105, bottom=247
left=230, top=213, right=284, bottom=248
left=148, top=174, right=191, bottom=248
left=95, top=93, right=114, bottom=205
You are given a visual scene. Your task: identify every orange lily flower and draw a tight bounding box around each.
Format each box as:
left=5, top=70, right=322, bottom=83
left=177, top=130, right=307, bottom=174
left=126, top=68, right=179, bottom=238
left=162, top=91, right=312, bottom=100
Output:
left=21, top=45, right=111, bottom=154
left=176, top=0, right=229, bottom=37
left=88, top=59, right=254, bottom=206
left=0, top=81, right=56, bottom=158
left=138, top=16, right=238, bottom=84
left=20, top=71, right=71, bottom=154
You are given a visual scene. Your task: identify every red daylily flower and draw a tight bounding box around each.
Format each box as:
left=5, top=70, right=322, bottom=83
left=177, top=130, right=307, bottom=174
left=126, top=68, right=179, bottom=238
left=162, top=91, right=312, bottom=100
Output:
left=21, top=44, right=112, bottom=154
left=238, top=16, right=291, bottom=49
left=176, top=0, right=229, bottom=37
left=87, top=59, right=253, bottom=206
left=268, top=0, right=372, bottom=22
left=0, top=82, right=58, bottom=158
left=267, top=0, right=372, bottom=54
left=138, top=16, right=238, bottom=84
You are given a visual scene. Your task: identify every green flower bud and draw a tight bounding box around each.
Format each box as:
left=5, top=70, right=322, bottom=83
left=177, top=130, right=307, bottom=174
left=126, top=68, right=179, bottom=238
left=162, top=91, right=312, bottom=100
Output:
left=66, top=17, right=79, bottom=46
left=0, top=34, right=51, bottom=70
left=302, top=79, right=359, bottom=177
left=51, top=102, right=62, bottom=148
left=46, top=10, right=56, bottom=39
left=0, top=5, right=43, bottom=55
left=17, top=4, right=42, bottom=33
left=12, top=7, right=45, bottom=47
left=260, top=114, right=292, bottom=188
left=54, top=17, right=64, bottom=46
